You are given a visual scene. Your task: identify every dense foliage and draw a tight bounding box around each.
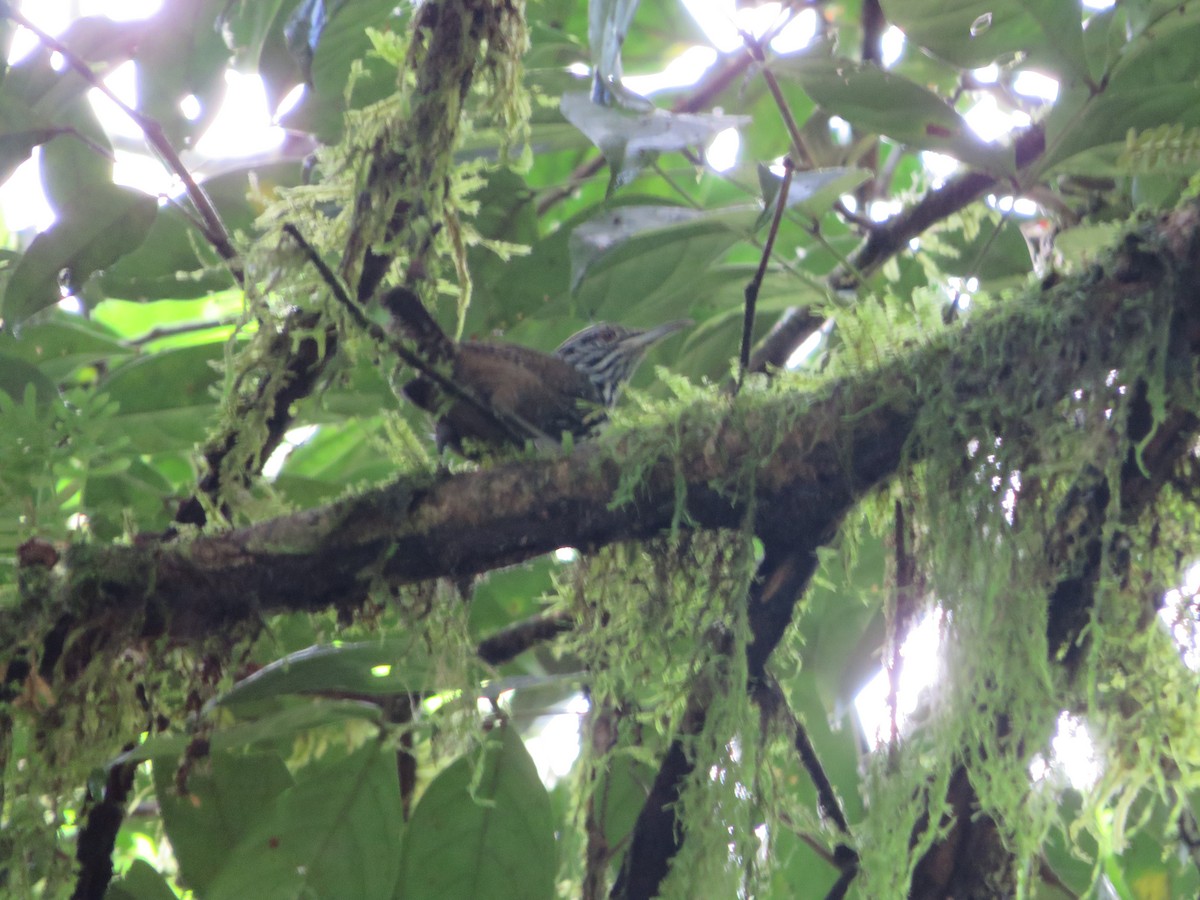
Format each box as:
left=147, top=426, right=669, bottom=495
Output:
left=2, top=0, right=1200, bottom=897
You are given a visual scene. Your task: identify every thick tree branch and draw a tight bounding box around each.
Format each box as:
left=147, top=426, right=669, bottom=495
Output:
left=17, top=203, right=1200, bottom=654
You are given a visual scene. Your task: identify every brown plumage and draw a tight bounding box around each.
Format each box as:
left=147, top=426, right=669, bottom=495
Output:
left=384, top=287, right=687, bottom=454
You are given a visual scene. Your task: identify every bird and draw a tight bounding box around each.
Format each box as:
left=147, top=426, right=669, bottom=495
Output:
left=384, top=288, right=689, bottom=454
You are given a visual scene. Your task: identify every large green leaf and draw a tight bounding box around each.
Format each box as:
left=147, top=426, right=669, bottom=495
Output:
left=2, top=185, right=157, bottom=325
left=221, top=0, right=301, bottom=111
left=134, top=0, right=231, bottom=145
left=880, top=0, right=1044, bottom=69
left=205, top=741, right=403, bottom=900
left=1042, top=13, right=1200, bottom=172
left=397, top=726, right=556, bottom=900
left=155, top=750, right=295, bottom=893
left=469, top=557, right=556, bottom=637
left=100, top=161, right=301, bottom=301
left=95, top=342, right=223, bottom=453
left=0, top=93, right=63, bottom=186
left=0, top=315, right=128, bottom=381
left=561, top=91, right=749, bottom=187
left=783, top=59, right=1014, bottom=176
left=215, top=638, right=441, bottom=707
left=105, top=860, right=180, bottom=900
left=39, top=114, right=113, bottom=216
left=759, top=166, right=873, bottom=222
left=279, top=0, right=402, bottom=142
left=82, top=456, right=175, bottom=539
left=120, top=700, right=384, bottom=765
left=568, top=203, right=761, bottom=320
left=926, top=216, right=1033, bottom=284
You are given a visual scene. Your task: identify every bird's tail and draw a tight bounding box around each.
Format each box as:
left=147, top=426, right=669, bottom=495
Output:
left=380, top=287, right=456, bottom=364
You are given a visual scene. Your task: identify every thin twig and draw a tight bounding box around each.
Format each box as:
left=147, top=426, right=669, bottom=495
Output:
left=833, top=198, right=876, bottom=232
left=944, top=209, right=1013, bottom=323
left=738, top=158, right=794, bottom=387
left=4, top=7, right=241, bottom=275
left=281, top=224, right=544, bottom=447
left=129, top=316, right=242, bottom=347
left=742, top=34, right=814, bottom=170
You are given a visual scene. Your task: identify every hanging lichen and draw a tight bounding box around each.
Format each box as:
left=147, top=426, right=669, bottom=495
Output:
left=557, top=529, right=759, bottom=896
left=843, top=212, right=1200, bottom=894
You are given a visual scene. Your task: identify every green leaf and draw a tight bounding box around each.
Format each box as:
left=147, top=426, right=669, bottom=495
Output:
left=155, top=750, right=295, bottom=893
left=2, top=186, right=157, bottom=325
left=593, top=753, right=655, bottom=849
left=95, top=342, right=223, bottom=453
left=784, top=59, right=1014, bottom=175
left=0, top=315, right=129, bottom=381
left=221, top=0, right=298, bottom=110
left=40, top=119, right=113, bottom=217
left=0, top=354, right=59, bottom=405
left=82, top=456, right=175, bottom=539
left=397, top=726, right=556, bottom=900
left=0, top=93, right=63, bottom=185
left=134, top=0, right=231, bottom=146
left=926, top=216, right=1033, bottom=283
left=1042, top=12, right=1200, bottom=171
left=205, top=741, right=403, bottom=900
left=100, top=161, right=300, bottom=301
left=214, top=638, right=440, bottom=707
left=119, top=701, right=384, bottom=766
left=469, top=558, right=556, bottom=637
left=758, top=166, right=872, bottom=222
left=589, top=0, right=641, bottom=89
left=104, top=859, right=180, bottom=900
left=279, top=0, right=402, bottom=142
left=560, top=92, right=749, bottom=187
left=568, top=203, right=759, bottom=312
left=879, top=0, right=1044, bottom=69
left=1015, top=0, right=1092, bottom=86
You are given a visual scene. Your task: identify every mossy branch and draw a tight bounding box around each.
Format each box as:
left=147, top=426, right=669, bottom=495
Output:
left=13, top=202, right=1200, bottom=650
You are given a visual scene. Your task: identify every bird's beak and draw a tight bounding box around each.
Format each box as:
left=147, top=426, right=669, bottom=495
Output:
left=625, top=319, right=692, bottom=349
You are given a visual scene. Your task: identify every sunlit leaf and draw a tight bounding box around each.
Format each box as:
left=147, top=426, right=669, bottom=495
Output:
left=561, top=91, right=749, bottom=187
left=214, top=638, right=441, bottom=706
left=879, top=0, right=1044, bottom=69
left=783, top=59, right=1014, bottom=175
left=2, top=186, right=157, bottom=325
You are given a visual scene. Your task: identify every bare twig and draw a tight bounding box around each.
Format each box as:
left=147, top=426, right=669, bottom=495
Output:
left=129, top=316, right=242, bottom=347
left=739, top=158, right=794, bottom=387
left=741, top=34, right=814, bottom=170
